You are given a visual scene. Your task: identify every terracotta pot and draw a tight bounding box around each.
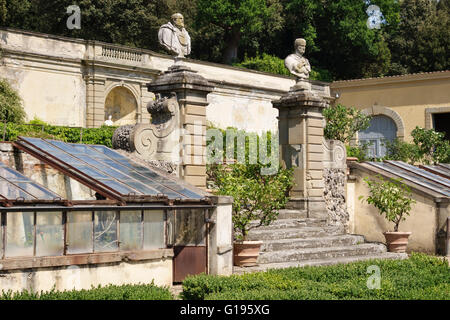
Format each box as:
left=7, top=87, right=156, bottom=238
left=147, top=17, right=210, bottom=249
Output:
left=383, top=232, right=412, bottom=253
left=233, top=241, right=263, bottom=267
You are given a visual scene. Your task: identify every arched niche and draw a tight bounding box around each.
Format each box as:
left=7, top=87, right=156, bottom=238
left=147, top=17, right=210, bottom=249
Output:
left=104, top=86, right=138, bottom=126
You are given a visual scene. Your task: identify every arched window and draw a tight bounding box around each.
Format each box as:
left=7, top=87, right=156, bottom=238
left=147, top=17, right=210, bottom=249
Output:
left=104, top=87, right=138, bottom=126
left=359, top=115, right=397, bottom=158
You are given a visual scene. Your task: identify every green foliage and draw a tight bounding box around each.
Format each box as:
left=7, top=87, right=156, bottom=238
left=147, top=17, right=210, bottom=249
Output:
left=388, top=0, right=450, bottom=75
left=2, top=0, right=448, bottom=80
left=384, top=138, right=421, bottom=164
left=0, top=120, right=116, bottom=147
left=233, top=53, right=333, bottom=81
left=212, top=163, right=294, bottom=241
left=182, top=253, right=450, bottom=300
left=359, top=175, right=415, bottom=232
left=323, top=104, right=371, bottom=143
left=195, top=0, right=284, bottom=64
left=233, top=53, right=290, bottom=76
left=0, top=282, right=173, bottom=300
left=384, top=127, right=450, bottom=164
left=346, top=143, right=371, bottom=162
left=206, top=126, right=294, bottom=240
left=411, top=126, right=450, bottom=164
left=0, top=78, right=26, bottom=123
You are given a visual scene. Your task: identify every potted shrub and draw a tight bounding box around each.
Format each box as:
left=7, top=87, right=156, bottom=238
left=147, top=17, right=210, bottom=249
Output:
left=359, top=175, right=416, bottom=253
left=210, top=163, right=293, bottom=266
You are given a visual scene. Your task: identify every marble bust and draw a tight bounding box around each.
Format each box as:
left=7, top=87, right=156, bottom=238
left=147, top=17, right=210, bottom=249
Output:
left=285, top=38, right=311, bottom=80
left=158, top=13, right=191, bottom=58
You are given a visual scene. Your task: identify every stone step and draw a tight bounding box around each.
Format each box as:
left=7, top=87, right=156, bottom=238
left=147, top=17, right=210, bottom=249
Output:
left=249, top=218, right=328, bottom=230
left=257, top=243, right=387, bottom=264
left=261, top=234, right=366, bottom=252
left=277, top=209, right=308, bottom=219
left=233, top=252, right=408, bottom=275
left=247, top=226, right=345, bottom=241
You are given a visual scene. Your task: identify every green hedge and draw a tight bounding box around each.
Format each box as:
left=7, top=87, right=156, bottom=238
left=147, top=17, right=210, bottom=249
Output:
left=0, top=122, right=117, bottom=147
left=182, top=253, right=450, bottom=300
left=0, top=283, right=173, bottom=300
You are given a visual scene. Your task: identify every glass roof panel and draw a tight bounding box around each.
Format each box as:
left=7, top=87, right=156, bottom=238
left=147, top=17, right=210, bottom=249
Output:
left=0, top=160, right=63, bottom=201
left=0, top=165, right=30, bottom=182
left=0, top=179, right=36, bottom=200
left=386, top=161, right=450, bottom=188
left=17, top=137, right=205, bottom=200
left=421, top=165, right=450, bottom=179
left=368, top=162, right=450, bottom=197
left=14, top=182, right=61, bottom=200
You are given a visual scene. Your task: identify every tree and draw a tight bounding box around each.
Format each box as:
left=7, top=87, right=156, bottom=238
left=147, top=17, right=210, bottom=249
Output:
left=194, top=0, right=284, bottom=64
left=0, top=78, right=26, bottom=123
left=388, top=0, right=450, bottom=75
left=283, top=0, right=400, bottom=80
left=0, top=0, right=196, bottom=55
left=323, top=104, right=371, bottom=143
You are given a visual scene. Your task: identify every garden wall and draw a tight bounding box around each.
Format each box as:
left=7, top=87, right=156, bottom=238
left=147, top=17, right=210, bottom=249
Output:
left=0, top=28, right=330, bottom=133
left=347, top=162, right=449, bottom=254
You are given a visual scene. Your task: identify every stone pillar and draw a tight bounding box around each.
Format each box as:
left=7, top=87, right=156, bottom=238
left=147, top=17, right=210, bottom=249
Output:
left=85, top=75, right=106, bottom=128
left=272, top=82, right=330, bottom=218
left=147, top=62, right=214, bottom=189
left=207, top=196, right=233, bottom=276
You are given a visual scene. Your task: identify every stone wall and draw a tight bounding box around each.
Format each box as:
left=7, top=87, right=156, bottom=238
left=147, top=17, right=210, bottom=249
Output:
left=322, top=140, right=349, bottom=229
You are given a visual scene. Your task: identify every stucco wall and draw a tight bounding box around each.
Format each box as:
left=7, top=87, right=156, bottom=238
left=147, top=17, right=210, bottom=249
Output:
left=0, top=258, right=173, bottom=293
left=0, top=30, right=86, bottom=127
left=349, top=168, right=439, bottom=253
left=331, top=72, right=450, bottom=142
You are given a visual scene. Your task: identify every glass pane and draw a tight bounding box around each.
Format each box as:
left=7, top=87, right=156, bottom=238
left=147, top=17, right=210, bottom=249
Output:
left=36, top=212, right=64, bottom=256
left=67, top=211, right=93, bottom=254
left=46, top=140, right=83, bottom=155
left=174, top=209, right=205, bottom=246
left=120, top=211, right=142, bottom=251
left=6, top=212, right=34, bottom=257
left=15, top=183, right=60, bottom=200
left=143, top=210, right=165, bottom=250
left=0, top=180, right=35, bottom=200
left=0, top=166, right=29, bottom=182
left=97, top=179, right=142, bottom=195
left=94, top=211, right=118, bottom=252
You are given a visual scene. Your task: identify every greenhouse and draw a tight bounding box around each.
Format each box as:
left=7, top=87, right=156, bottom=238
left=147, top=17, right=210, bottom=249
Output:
left=0, top=137, right=230, bottom=291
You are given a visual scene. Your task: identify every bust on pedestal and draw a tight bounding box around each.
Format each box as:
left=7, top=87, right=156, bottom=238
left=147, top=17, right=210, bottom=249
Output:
left=284, top=38, right=312, bottom=92
left=273, top=38, right=330, bottom=217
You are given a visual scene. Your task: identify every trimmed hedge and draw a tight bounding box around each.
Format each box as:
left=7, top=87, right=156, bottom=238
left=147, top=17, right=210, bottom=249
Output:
left=0, top=122, right=117, bottom=147
left=0, top=283, right=174, bottom=300
left=182, top=253, right=450, bottom=300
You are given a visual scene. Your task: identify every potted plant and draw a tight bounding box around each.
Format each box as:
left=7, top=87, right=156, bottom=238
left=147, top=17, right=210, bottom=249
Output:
left=210, top=163, right=294, bottom=266
left=359, top=175, right=416, bottom=253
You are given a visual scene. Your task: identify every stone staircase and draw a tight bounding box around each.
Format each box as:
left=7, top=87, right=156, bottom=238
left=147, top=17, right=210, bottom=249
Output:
left=233, top=209, right=407, bottom=274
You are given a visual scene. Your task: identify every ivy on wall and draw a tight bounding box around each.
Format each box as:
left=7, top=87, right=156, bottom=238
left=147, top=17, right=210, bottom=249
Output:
left=0, top=121, right=117, bottom=147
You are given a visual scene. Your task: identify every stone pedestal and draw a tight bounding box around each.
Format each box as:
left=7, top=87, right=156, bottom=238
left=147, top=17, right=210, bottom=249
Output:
left=146, top=61, right=214, bottom=189
left=272, top=82, right=330, bottom=218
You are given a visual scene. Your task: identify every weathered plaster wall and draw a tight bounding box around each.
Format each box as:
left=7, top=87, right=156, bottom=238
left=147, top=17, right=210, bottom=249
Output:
left=0, top=30, right=86, bottom=127
left=0, top=28, right=331, bottom=134
left=0, top=258, right=173, bottom=293
left=349, top=167, right=439, bottom=253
